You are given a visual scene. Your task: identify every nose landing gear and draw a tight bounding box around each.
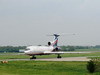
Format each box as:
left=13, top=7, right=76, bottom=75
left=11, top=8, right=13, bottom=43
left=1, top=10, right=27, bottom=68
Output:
left=30, top=56, right=36, bottom=59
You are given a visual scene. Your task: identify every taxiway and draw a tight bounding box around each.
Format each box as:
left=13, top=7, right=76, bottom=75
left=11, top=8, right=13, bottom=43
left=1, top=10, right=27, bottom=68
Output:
left=0, top=57, right=91, bottom=61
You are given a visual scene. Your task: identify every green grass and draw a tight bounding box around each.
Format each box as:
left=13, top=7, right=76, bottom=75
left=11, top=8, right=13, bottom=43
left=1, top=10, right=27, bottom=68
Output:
left=89, top=57, right=100, bottom=59
left=0, top=61, right=100, bottom=75
left=0, top=54, right=29, bottom=59
left=0, top=49, right=100, bottom=75
left=75, top=48, right=100, bottom=51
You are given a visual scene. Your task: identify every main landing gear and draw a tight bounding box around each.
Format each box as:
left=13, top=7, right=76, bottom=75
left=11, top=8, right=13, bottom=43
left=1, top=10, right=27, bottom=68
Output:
left=30, top=56, right=36, bottom=59
left=57, top=54, right=62, bottom=58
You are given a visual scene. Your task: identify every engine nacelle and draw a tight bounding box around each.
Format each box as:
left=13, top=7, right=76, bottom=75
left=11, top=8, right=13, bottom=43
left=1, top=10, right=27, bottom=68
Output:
left=48, top=42, right=51, bottom=46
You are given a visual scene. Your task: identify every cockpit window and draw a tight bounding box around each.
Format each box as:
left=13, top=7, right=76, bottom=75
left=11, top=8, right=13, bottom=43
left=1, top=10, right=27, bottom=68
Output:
left=25, top=48, right=30, bottom=51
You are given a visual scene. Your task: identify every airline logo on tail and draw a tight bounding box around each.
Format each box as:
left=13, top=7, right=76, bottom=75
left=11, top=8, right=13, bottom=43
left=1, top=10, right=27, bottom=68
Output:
left=51, top=34, right=59, bottom=48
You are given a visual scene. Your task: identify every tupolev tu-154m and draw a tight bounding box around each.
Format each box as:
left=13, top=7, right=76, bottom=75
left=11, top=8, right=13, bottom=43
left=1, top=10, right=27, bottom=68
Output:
left=24, top=34, right=91, bottom=59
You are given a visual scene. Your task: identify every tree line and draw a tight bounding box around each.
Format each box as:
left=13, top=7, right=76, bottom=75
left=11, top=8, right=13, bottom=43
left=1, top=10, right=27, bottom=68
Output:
left=60, top=45, right=100, bottom=51
left=0, top=46, right=26, bottom=52
left=0, top=45, right=100, bottom=52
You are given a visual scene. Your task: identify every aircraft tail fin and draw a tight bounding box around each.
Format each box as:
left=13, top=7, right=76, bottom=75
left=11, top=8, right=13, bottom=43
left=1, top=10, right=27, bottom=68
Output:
left=47, top=33, right=75, bottom=47
left=50, top=34, right=59, bottom=48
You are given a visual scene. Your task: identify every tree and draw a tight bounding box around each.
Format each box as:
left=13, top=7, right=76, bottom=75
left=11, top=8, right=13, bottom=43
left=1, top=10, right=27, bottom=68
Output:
left=87, top=60, right=96, bottom=73
left=60, top=45, right=75, bottom=51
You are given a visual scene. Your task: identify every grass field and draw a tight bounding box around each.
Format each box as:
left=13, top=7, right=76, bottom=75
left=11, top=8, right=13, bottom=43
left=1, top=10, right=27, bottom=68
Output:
left=75, top=48, right=100, bottom=52
left=0, top=49, right=100, bottom=75
left=0, top=61, right=100, bottom=75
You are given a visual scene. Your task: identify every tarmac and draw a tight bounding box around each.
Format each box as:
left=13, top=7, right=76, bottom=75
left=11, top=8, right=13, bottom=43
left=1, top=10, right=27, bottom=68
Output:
left=0, top=57, right=91, bottom=61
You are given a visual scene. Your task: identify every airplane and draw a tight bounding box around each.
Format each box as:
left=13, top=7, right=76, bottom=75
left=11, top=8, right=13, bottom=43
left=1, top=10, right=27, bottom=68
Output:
left=24, top=34, right=91, bottom=59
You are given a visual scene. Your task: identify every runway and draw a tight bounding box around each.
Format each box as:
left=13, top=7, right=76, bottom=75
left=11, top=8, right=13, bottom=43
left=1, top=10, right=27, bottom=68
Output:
left=0, top=57, right=91, bottom=61
left=36, top=57, right=91, bottom=61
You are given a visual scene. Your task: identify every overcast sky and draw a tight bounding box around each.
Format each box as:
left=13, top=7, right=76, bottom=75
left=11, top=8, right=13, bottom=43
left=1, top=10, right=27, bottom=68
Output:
left=0, top=0, right=100, bottom=46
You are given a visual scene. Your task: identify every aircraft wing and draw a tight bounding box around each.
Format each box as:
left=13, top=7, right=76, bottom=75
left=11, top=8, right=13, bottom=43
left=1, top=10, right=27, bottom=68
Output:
left=44, top=51, right=91, bottom=54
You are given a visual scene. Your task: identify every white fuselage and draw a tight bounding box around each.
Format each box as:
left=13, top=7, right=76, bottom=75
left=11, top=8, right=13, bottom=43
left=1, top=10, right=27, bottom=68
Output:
left=24, top=46, right=54, bottom=56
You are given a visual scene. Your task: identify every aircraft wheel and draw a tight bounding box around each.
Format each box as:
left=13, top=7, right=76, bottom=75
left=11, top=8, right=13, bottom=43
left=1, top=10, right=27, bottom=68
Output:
left=57, top=55, right=62, bottom=59
left=33, top=57, right=36, bottom=59
left=30, top=56, right=36, bottom=59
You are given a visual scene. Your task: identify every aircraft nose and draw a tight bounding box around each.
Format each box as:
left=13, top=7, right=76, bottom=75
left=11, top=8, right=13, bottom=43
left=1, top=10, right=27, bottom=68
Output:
left=24, top=51, right=30, bottom=54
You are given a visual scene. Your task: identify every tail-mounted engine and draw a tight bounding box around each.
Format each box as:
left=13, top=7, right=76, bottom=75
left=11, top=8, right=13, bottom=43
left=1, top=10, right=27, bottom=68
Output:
left=48, top=42, right=51, bottom=46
